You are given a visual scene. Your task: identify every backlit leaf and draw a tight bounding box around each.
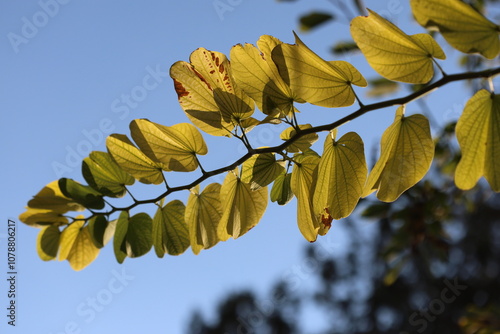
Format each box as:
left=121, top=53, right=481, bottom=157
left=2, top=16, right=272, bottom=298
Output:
left=350, top=9, right=445, bottom=84
left=88, top=215, right=109, bottom=249
left=241, top=153, right=285, bottom=190
left=19, top=208, right=68, bottom=227
left=272, top=32, right=367, bottom=108
left=113, top=211, right=129, bottom=264
left=106, top=134, right=165, bottom=184
left=66, top=226, right=100, bottom=271
left=313, top=130, right=367, bottom=221
left=291, top=152, right=321, bottom=241
left=130, top=119, right=207, bottom=172
left=82, top=151, right=134, bottom=197
left=59, top=218, right=84, bottom=262
left=186, top=184, right=222, bottom=255
left=363, top=106, right=434, bottom=202
left=270, top=172, right=294, bottom=205
left=153, top=200, right=189, bottom=257
left=230, top=35, right=300, bottom=116
left=124, top=213, right=153, bottom=258
left=218, top=168, right=268, bottom=241
left=299, top=12, right=334, bottom=31
left=36, top=225, right=60, bottom=261
left=411, top=0, right=500, bottom=59
left=58, top=178, right=105, bottom=210
left=280, top=124, right=319, bottom=153
left=27, top=180, right=84, bottom=213
left=455, top=90, right=500, bottom=191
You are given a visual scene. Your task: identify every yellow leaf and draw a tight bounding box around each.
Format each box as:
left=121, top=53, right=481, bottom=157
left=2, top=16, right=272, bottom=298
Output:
left=280, top=124, right=319, bottom=153
left=270, top=172, right=294, bottom=205
left=241, top=153, right=285, bottom=190
left=153, top=200, right=189, bottom=257
left=59, top=218, right=84, bottom=261
left=313, top=130, right=367, bottom=221
left=185, top=183, right=222, bottom=255
left=363, top=106, right=434, bottom=202
left=218, top=168, right=268, bottom=241
left=272, top=32, right=366, bottom=108
left=411, top=0, right=500, bottom=59
left=230, top=35, right=300, bottom=116
left=27, top=180, right=84, bottom=213
left=170, top=60, right=233, bottom=136
left=36, top=225, right=61, bottom=261
left=19, top=208, right=68, bottom=227
left=130, top=120, right=207, bottom=172
left=455, top=90, right=500, bottom=191
left=66, top=226, right=100, bottom=271
left=350, top=9, right=445, bottom=84
left=106, top=134, right=165, bottom=184
left=291, top=152, right=321, bottom=242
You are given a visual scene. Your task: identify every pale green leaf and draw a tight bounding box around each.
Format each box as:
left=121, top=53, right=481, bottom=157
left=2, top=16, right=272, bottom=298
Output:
left=113, top=211, right=129, bottom=264
left=280, top=124, right=319, bottom=153
left=411, top=0, right=500, bottom=59
left=59, top=218, right=84, bottom=262
left=350, top=9, right=445, bottom=84
left=272, top=32, right=366, bottom=107
left=27, top=180, right=84, bottom=213
left=131, top=120, right=207, bottom=172
left=66, top=226, right=100, bottom=271
left=363, top=106, right=434, bottom=202
left=82, top=151, right=134, bottom=197
left=313, top=130, right=367, bottom=221
left=270, top=172, right=294, bottom=205
left=88, top=215, right=109, bottom=249
left=455, top=90, right=500, bottom=191
left=185, top=184, right=222, bottom=255
left=19, top=208, right=68, bottom=227
left=218, top=168, right=268, bottom=241
left=36, top=225, right=60, bottom=261
left=291, top=153, right=321, bottom=241
left=106, top=134, right=165, bottom=184
left=152, top=200, right=189, bottom=257
left=241, top=153, right=285, bottom=190
left=124, top=213, right=153, bottom=258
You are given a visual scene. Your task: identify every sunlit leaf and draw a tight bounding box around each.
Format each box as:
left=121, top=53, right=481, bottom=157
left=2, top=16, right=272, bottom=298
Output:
left=272, top=32, right=367, bottom=108
left=350, top=9, right=445, bottom=84
left=363, top=106, right=434, bottom=202
left=130, top=119, right=207, bottom=172
left=231, top=36, right=300, bottom=118
left=186, top=184, right=222, bottom=255
left=455, top=90, right=500, bottom=191
left=280, top=124, right=319, bottom=153
left=27, top=180, right=84, bottom=213
left=218, top=168, right=268, bottom=241
left=36, top=225, right=60, bottom=261
left=313, top=130, right=367, bottom=222
left=411, top=0, right=500, bottom=59
left=153, top=200, right=189, bottom=257
left=88, top=215, right=110, bottom=249
left=270, top=172, right=294, bottom=205
left=124, top=213, right=153, bottom=258
left=291, top=152, right=321, bottom=241
left=19, top=208, right=68, bottom=227
left=113, top=211, right=129, bottom=264
left=241, top=153, right=285, bottom=190
left=66, top=226, right=100, bottom=271
left=58, top=178, right=105, bottom=210
left=59, top=218, right=84, bottom=262
left=106, top=134, right=165, bottom=184
left=82, top=151, right=134, bottom=197
left=299, top=12, right=334, bottom=31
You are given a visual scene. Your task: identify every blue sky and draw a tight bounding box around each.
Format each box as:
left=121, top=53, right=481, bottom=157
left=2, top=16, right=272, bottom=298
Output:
left=0, top=1, right=487, bottom=333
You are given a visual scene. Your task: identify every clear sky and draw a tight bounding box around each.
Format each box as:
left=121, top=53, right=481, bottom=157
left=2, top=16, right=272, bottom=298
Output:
left=0, top=1, right=484, bottom=333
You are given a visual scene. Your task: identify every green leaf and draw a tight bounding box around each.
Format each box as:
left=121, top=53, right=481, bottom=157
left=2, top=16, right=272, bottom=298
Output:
left=350, top=9, right=445, bottom=84
left=152, top=200, right=190, bottom=257
left=27, top=180, right=84, bottom=213
left=88, top=215, right=109, bottom=249
left=270, top=172, right=294, bottom=205
left=36, top=225, right=60, bottom=261
left=218, top=168, right=268, bottom=241
left=230, top=35, right=300, bottom=117
left=272, top=32, right=367, bottom=108
left=170, top=60, right=233, bottom=136
left=58, top=178, right=105, bottom=210
left=291, top=152, right=321, bottom=241
left=82, top=151, right=134, bottom=197
left=113, top=211, right=129, bottom=264
left=241, top=153, right=286, bottom=190
left=130, top=120, right=207, bottom=172
left=280, top=124, right=319, bottom=153
left=66, top=226, right=100, bottom=271
left=19, top=208, right=68, bottom=227
left=299, top=12, right=334, bottom=31
left=186, top=184, right=222, bottom=255
left=363, top=106, right=434, bottom=202
left=106, top=134, right=165, bottom=184
left=313, top=130, right=367, bottom=221
left=455, top=90, right=500, bottom=191
left=59, top=218, right=84, bottom=262
left=124, top=213, right=153, bottom=258
left=411, top=0, right=500, bottom=59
